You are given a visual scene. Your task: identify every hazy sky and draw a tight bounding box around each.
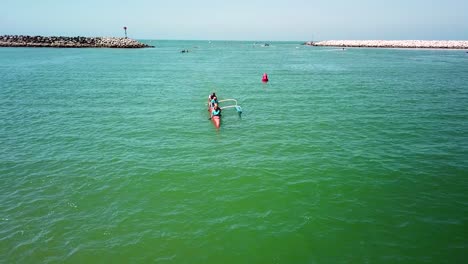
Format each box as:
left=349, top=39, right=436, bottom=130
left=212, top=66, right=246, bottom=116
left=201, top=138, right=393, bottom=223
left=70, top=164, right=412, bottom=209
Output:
left=2, top=0, right=468, bottom=40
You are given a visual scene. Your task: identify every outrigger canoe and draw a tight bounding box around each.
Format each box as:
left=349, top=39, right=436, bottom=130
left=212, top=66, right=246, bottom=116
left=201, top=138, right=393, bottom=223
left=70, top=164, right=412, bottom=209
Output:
left=208, top=98, right=242, bottom=129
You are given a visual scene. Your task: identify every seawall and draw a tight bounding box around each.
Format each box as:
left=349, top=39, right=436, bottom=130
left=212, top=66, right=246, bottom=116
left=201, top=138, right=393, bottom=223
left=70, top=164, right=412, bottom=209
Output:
left=304, top=40, right=468, bottom=49
left=0, top=35, right=154, bottom=48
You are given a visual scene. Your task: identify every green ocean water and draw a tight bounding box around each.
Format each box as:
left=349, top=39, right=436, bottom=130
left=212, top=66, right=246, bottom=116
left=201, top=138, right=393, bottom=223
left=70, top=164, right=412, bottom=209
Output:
left=1, top=40, right=467, bottom=263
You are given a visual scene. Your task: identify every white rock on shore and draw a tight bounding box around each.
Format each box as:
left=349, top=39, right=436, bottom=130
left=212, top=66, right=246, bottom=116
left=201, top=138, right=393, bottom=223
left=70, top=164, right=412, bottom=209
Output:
left=306, top=40, right=468, bottom=49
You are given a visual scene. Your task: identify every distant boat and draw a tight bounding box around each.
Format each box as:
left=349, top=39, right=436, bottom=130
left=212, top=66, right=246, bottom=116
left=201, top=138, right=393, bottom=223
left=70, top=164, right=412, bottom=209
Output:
left=253, top=42, right=270, bottom=47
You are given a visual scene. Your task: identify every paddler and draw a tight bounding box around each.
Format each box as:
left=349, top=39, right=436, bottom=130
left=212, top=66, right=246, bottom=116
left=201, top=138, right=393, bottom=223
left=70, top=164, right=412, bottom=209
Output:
left=208, top=92, right=217, bottom=110
left=211, top=104, right=222, bottom=118
left=210, top=96, right=218, bottom=109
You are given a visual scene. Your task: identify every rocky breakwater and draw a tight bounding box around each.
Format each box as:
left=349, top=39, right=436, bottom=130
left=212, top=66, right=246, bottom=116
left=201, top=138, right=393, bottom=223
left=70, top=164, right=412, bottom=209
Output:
left=0, top=35, right=154, bottom=48
left=305, top=40, right=468, bottom=49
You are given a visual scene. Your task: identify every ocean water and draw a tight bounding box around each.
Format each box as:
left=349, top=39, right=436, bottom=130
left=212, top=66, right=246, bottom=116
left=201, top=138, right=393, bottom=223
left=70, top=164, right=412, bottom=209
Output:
left=1, top=41, right=467, bottom=263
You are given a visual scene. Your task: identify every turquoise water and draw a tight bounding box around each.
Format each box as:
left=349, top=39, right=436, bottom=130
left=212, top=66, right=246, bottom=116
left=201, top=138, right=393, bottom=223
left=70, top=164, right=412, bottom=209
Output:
left=1, top=41, right=467, bottom=263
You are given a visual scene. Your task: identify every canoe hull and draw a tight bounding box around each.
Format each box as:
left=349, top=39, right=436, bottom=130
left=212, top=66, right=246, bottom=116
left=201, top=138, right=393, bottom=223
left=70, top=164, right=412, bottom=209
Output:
left=212, top=116, right=220, bottom=129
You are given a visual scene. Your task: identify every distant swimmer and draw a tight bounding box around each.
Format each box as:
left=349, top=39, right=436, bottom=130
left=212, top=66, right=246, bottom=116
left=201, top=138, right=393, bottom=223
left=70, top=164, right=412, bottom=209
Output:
left=262, top=73, right=269, bottom=82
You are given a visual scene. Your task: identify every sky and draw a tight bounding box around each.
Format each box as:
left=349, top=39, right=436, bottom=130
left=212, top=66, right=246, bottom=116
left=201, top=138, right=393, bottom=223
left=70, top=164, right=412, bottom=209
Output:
left=2, top=0, right=468, bottom=41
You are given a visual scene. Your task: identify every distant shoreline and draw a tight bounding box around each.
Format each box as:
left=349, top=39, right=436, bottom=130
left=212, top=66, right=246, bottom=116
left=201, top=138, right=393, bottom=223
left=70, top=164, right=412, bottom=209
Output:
left=304, top=40, right=468, bottom=49
left=0, top=35, right=154, bottom=48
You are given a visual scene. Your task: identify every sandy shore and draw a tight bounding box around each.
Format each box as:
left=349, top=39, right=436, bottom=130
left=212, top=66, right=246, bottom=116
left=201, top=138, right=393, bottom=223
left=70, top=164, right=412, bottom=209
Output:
left=305, top=40, right=468, bottom=49
left=0, top=35, right=153, bottom=48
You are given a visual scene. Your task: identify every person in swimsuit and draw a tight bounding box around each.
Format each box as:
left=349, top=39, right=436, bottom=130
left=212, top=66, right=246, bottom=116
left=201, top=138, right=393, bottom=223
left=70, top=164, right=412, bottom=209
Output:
left=211, top=104, right=222, bottom=118
left=208, top=92, right=217, bottom=110
left=210, top=96, right=218, bottom=109
left=210, top=103, right=222, bottom=128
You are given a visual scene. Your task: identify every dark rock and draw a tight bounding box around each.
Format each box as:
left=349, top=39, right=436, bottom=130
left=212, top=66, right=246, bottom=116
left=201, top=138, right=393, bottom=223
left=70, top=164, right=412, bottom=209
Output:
left=0, top=35, right=154, bottom=48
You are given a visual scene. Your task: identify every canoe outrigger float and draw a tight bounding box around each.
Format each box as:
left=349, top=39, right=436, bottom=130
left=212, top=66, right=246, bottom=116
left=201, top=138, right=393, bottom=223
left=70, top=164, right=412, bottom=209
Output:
left=218, top=99, right=243, bottom=114
left=208, top=98, right=242, bottom=129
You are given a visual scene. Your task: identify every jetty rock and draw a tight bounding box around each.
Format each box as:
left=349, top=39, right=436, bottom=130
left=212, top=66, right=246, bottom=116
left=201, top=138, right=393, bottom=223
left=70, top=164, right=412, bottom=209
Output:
left=305, top=40, right=468, bottom=49
left=302, top=41, right=315, bottom=46
left=0, top=35, right=154, bottom=48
